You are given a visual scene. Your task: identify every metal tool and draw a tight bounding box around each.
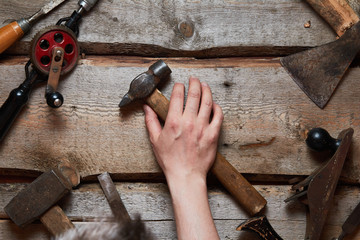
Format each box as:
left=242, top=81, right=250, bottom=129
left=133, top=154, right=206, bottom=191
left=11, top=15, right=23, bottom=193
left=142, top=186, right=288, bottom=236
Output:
left=98, top=172, right=131, bottom=222
left=119, top=60, right=267, bottom=216
left=0, top=0, right=68, bottom=54
left=334, top=200, right=360, bottom=240
left=237, top=215, right=283, bottom=240
left=4, top=162, right=80, bottom=236
left=0, top=0, right=99, bottom=142
left=280, top=0, right=360, bottom=109
left=285, top=128, right=354, bottom=240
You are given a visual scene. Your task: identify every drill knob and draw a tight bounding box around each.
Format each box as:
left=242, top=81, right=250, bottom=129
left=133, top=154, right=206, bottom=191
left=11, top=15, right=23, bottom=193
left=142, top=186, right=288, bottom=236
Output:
left=46, top=92, right=64, bottom=108
left=306, top=128, right=341, bottom=152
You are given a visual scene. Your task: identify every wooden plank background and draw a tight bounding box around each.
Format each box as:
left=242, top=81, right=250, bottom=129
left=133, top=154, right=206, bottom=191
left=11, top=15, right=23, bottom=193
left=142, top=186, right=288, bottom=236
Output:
left=1, top=0, right=360, bottom=239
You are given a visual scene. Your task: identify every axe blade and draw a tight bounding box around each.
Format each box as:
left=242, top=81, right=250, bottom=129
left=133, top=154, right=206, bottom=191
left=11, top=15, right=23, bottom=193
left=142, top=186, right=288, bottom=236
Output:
left=280, top=21, right=360, bottom=108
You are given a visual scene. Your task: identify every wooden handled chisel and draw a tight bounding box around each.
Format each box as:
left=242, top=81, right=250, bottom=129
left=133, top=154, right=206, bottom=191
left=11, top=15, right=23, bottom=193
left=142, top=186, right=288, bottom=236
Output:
left=0, top=0, right=67, bottom=54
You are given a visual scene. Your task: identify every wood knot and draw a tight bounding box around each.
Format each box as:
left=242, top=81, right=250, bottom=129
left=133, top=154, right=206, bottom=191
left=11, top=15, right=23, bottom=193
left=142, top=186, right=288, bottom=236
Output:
left=178, top=21, right=194, bottom=38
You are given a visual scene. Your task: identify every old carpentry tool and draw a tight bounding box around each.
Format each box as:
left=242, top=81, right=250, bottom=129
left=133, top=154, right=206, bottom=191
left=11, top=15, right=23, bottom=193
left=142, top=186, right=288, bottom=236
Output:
left=4, top=162, right=80, bottom=236
left=285, top=127, right=354, bottom=240
left=334, top=199, right=360, bottom=240
left=0, top=0, right=99, bottom=142
left=98, top=172, right=131, bottom=222
left=280, top=0, right=360, bottom=109
left=236, top=215, right=283, bottom=240
left=119, top=60, right=267, bottom=216
left=0, top=0, right=68, bottom=54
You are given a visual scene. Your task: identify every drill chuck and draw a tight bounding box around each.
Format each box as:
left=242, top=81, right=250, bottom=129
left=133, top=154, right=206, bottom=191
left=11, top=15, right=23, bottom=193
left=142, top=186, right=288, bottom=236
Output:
left=78, top=0, right=98, bottom=12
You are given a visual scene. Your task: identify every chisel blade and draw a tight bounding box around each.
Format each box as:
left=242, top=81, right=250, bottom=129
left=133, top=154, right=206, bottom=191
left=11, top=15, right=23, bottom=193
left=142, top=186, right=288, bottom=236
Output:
left=280, top=21, right=360, bottom=109
left=41, top=0, right=68, bottom=15
left=97, top=172, right=131, bottom=222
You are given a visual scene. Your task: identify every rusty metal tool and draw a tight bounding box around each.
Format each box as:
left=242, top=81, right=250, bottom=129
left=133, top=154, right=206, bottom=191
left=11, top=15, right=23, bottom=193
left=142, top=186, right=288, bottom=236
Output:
left=236, top=215, right=283, bottom=240
left=119, top=60, right=267, bottom=216
left=334, top=199, right=360, bottom=240
left=4, top=162, right=80, bottom=236
left=280, top=0, right=360, bottom=109
left=98, top=172, right=131, bottom=222
left=0, top=0, right=68, bottom=54
left=285, top=127, right=354, bottom=240
left=0, top=0, right=99, bottom=142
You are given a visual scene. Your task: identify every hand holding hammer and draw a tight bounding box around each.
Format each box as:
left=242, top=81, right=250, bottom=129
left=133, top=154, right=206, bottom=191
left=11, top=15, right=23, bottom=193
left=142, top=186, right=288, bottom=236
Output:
left=119, top=60, right=267, bottom=216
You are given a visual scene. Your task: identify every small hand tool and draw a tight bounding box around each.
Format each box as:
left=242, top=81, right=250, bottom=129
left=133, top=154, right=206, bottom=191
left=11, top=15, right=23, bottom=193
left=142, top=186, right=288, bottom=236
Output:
left=119, top=60, right=267, bottom=216
left=0, top=0, right=68, bottom=54
left=237, top=215, right=283, bottom=240
left=280, top=0, right=360, bottom=109
left=0, top=0, right=99, bottom=142
left=334, top=199, right=360, bottom=240
left=98, top=172, right=131, bottom=222
left=4, top=162, right=80, bottom=236
left=285, top=127, right=354, bottom=240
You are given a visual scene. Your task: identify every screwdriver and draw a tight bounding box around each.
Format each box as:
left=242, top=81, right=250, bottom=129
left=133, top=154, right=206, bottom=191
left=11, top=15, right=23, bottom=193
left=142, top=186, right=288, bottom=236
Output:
left=0, top=0, right=67, bottom=54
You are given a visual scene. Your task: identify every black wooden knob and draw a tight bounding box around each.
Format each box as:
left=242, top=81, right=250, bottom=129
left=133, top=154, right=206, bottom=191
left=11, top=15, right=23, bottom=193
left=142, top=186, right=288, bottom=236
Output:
left=46, top=92, right=64, bottom=108
left=306, top=128, right=341, bottom=152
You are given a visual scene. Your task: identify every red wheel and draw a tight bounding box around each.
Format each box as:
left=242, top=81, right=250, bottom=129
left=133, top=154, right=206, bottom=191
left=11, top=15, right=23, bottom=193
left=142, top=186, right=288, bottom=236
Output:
left=30, top=26, right=79, bottom=75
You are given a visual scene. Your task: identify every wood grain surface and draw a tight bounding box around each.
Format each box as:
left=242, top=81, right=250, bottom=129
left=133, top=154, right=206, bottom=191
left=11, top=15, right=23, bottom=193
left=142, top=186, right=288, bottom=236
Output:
left=1, top=183, right=360, bottom=239
left=0, top=56, right=359, bottom=183
left=0, top=0, right=359, bottom=56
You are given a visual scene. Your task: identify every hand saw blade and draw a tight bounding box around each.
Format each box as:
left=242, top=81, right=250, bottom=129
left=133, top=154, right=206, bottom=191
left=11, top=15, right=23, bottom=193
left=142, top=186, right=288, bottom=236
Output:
left=280, top=21, right=360, bottom=109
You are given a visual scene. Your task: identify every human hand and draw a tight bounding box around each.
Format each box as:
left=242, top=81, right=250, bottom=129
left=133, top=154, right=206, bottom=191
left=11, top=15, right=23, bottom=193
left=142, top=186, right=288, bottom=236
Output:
left=143, top=77, right=223, bottom=182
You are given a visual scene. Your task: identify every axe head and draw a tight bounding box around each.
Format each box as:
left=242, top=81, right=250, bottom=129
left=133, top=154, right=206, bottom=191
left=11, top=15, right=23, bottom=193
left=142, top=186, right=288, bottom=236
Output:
left=280, top=21, right=360, bottom=109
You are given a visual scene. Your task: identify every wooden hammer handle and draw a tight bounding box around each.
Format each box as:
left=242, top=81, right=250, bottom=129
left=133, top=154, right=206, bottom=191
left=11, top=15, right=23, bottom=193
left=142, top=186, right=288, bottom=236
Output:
left=146, top=89, right=267, bottom=216
left=305, top=0, right=359, bottom=36
left=40, top=205, right=75, bottom=236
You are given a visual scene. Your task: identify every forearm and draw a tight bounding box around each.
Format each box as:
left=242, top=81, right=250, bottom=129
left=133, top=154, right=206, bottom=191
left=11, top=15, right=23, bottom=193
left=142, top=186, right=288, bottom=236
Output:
left=167, top=174, right=220, bottom=240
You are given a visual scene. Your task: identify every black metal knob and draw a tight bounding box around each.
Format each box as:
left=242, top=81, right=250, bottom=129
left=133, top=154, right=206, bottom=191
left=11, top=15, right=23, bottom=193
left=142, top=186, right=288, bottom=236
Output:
left=46, top=92, right=64, bottom=108
left=306, top=128, right=341, bottom=153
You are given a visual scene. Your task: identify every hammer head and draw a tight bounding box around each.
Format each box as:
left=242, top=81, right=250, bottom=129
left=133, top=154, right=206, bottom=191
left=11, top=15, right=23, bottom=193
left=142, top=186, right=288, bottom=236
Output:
left=119, top=60, right=172, bottom=107
left=4, top=163, right=79, bottom=227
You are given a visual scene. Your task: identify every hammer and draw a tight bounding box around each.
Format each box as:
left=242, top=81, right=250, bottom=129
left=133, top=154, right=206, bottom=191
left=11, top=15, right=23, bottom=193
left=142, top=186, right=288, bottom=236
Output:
left=119, top=60, right=267, bottom=216
left=4, top=162, right=80, bottom=236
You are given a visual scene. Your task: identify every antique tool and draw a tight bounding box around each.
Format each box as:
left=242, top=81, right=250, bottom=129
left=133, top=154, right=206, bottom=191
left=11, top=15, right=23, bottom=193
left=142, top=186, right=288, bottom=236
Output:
left=4, top=162, right=80, bottom=236
left=0, top=0, right=68, bottom=54
left=334, top=199, right=360, bottom=240
left=285, top=128, right=354, bottom=240
left=98, top=172, right=131, bottom=222
left=119, top=60, right=267, bottom=216
left=280, top=0, right=360, bottom=109
left=236, top=215, right=283, bottom=240
left=0, top=0, right=99, bottom=142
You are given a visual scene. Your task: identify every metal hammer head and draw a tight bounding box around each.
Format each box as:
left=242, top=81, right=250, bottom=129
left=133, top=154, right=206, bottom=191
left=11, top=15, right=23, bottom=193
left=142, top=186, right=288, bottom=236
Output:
left=4, top=163, right=79, bottom=227
left=119, top=60, right=172, bottom=107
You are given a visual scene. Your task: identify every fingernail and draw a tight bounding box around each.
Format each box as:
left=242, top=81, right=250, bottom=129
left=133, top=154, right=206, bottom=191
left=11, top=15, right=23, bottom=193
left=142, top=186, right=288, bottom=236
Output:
left=201, top=82, right=208, bottom=87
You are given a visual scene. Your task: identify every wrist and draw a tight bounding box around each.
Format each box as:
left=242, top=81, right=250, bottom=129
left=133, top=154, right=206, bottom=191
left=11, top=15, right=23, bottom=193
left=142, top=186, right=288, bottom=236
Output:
left=166, top=173, right=208, bottom=200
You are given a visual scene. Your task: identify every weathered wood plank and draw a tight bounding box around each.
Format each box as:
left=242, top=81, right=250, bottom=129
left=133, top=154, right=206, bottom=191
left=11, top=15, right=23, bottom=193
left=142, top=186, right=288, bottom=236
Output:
left=0, top=56, right=359, bottom=182
left=1, top=183, right=360, bottom=239
left=1, top=0, right=359, bottom=56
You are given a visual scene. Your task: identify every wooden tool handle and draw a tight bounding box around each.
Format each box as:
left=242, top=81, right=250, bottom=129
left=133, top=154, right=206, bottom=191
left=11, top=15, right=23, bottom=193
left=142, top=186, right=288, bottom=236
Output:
left=305, top=0, right=359, bottom=36
left=146, top=89, right=267, bottom=216
left=212, top=153, right=267, bottom=216
left=40, top=205, right=75, bottom=236
left=0, top=21, right=24, bottom=54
